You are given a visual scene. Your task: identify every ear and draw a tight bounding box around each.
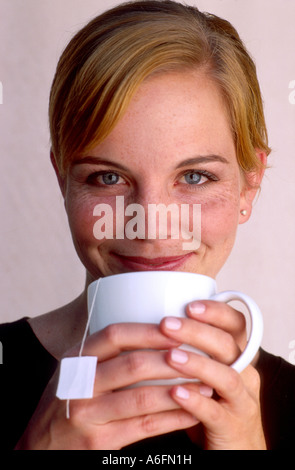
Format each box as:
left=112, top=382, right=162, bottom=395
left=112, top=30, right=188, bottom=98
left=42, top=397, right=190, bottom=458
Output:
left=239, top=150, right=267, bottom=225
left=50, top=151, right=67, bottom=198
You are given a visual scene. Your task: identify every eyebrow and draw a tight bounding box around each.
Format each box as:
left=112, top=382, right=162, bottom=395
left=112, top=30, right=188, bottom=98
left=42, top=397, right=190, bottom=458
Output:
left=73, top=154, right=229, bottom=171
left=175, top=155, right=229, bottom=169
left=73, top=156, right=129, bottom=172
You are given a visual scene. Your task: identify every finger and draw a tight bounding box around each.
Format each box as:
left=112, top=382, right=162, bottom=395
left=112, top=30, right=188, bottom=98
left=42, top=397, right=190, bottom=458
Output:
left=106, top=409, right=199, bottom=449
left=186, top=300, right=246, bottom=344
left=97, top=385, right=180, bottom=423
left=160, top=316, right=241, bottom=365
left=71, top=385, right=179, bottom=424
left=170, top=368, right=263, bottom=449
left=94, top=349, right=193, bottom=393
left=170, top=383, right=226, bottom=435
left=97, top=382, right=212, bottom=423
left=59, top=399, right=198, bottom=450
left=67, top=322, right=181, bottom=360
left=166, top=348, right=246, bottom=404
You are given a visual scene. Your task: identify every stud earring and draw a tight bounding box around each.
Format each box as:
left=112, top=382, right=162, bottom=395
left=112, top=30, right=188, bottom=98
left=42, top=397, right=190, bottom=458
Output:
left=240, top=210, right=247, bottom=216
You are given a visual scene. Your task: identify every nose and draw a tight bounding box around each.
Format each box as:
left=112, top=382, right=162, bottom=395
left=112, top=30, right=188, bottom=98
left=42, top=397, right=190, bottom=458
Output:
left=124, top=185, right=181, bottom=242
left=134, top=184, right=171, bottom=212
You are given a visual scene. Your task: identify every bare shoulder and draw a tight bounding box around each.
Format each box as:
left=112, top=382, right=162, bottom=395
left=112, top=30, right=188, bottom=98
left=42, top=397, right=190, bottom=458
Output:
left=28, top=293, right=87, bottom=360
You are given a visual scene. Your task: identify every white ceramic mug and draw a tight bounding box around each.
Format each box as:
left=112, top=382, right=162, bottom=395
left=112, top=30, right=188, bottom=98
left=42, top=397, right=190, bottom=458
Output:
left=87, top=271, right=263, bottom=385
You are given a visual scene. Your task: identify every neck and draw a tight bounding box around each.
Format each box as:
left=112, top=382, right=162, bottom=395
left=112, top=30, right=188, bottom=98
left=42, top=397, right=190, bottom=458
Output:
left=28, top=284, right=90, bottom=360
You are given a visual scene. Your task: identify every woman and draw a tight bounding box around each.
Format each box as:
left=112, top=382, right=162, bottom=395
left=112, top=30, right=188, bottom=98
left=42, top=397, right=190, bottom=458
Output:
left=1, top=0, right=295, bottom=450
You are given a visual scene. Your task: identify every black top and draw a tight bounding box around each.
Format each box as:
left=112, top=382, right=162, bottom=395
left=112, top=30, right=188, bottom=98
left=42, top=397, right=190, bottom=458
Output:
left=1, top=317, right=295, bottom=450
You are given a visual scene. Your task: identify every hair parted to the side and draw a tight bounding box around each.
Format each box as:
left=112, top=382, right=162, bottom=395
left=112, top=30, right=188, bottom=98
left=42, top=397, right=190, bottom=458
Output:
left=49, top=0, right=271, bottom=177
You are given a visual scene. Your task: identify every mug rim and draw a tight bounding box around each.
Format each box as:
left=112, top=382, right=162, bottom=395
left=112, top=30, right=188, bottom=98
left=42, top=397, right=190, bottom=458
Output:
left=89, top=271, right=216, bottom=288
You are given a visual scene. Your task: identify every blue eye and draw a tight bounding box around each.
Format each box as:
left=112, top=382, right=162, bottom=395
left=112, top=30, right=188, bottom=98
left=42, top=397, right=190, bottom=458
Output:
left=180, top=170, right=218, bottom=186
left=184, top=172, right=202, bottom=184
left=87, top=171, right=124, bottom=186
left=100, top=172, right=120, bottom=185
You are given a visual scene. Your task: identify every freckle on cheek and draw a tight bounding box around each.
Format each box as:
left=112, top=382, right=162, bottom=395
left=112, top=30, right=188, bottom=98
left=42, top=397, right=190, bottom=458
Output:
left=200, top=197, right=237, bottom=216
left=200, top=197, right=239, bottom=235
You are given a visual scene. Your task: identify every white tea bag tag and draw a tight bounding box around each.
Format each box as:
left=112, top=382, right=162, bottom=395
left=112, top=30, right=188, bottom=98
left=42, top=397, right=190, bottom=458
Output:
left=56, top=356, right=98, bottom=400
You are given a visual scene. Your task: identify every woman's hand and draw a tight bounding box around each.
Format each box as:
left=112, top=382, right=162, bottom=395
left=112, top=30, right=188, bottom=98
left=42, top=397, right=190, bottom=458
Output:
left=15, top=300, right=265, bottom=450
left=160, top=300, right=266, bottom=450
left=15, top=323, right=198, bottom=450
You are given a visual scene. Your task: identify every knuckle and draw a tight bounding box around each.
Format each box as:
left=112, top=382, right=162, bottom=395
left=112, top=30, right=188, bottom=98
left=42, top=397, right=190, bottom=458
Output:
left=126, top=351, right=147, bottom=376
left=236, top=311, right=247, bottom=332
left=67, top=401, right=89, bottom=427
left=79, top=432, right=99, bottom=450
left=133, top=388, right=155, bottom=412
left=82, top=430, right=117, bottom=450
left=140, top=414, right=158, bottom=434
left=145, top=323, right=162, bottom=343
left=103, top=323, right=122, bottom=346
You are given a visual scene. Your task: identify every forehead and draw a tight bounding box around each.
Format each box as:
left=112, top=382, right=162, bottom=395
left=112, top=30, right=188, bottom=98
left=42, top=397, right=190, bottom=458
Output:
left=88, top=70, right=236, bottom=166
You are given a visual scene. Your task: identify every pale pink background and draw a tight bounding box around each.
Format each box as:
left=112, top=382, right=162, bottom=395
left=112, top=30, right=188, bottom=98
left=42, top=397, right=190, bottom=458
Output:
left=0, top=0, right=294, bottom=361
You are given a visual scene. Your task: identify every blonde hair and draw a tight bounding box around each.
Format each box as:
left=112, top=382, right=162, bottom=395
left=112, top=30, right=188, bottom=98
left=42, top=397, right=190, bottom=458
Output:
left=49, top=0, right=270, bottom=177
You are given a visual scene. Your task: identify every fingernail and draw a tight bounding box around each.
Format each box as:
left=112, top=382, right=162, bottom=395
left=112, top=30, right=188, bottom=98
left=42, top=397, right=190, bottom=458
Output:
left=171, top=349, right=188, bottom=364
left=199, top=385, right=214, bottom=397
left=164, top=317, right=182, bottom=330
left=189, top=301, right=206, bottom=314
left=175, top=386, right=190, bottom=399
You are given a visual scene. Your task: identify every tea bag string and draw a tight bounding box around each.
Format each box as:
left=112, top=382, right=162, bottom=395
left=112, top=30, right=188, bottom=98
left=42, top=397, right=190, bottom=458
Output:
left=66, top=278, right=101, bottom=419
left=79, top=278, right=101, bottom=357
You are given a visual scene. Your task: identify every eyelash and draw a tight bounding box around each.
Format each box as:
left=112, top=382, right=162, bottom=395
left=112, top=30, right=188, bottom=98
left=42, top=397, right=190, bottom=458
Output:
left=180, top=170, right=219, bottom=187
left=86, top=169, right=219, bottom=188
left=86, top=171, right=126, bottom=186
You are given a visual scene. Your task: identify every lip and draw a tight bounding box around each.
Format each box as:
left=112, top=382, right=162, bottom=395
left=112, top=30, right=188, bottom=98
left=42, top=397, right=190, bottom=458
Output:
left=111, top=252, right=193, bottom=271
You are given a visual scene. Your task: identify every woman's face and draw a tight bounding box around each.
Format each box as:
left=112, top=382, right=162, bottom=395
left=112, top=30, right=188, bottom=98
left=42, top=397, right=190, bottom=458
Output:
left=60, top=70, right=257, bottom=282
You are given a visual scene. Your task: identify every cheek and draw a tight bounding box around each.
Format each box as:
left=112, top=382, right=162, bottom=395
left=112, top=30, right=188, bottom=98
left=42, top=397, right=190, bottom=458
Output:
left=65, top=192, right=105, bottom=248
left=200, top=190, right=240, bottom=243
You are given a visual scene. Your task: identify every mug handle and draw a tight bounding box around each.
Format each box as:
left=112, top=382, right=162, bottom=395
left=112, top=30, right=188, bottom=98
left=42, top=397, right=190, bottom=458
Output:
left=209, top=291, right=263, bottom=373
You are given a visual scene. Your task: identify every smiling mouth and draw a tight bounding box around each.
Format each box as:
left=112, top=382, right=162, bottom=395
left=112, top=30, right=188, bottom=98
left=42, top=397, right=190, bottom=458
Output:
left=111, top=252, right=193, bottom=271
